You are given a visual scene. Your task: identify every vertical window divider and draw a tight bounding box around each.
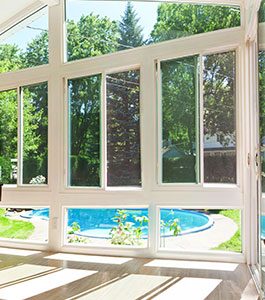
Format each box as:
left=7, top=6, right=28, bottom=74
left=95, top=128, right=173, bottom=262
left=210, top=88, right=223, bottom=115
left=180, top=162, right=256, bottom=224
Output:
left=156, top=60, right=162, bottom=185
left=66, top=78, right=71, bottom=187
left=236, top=48, right=241, bottom=187
left=17, top=86, right=23, bottom=186
left=102, top=72, right=107, bottom=189
left=199, top=54, right=204, bottom=185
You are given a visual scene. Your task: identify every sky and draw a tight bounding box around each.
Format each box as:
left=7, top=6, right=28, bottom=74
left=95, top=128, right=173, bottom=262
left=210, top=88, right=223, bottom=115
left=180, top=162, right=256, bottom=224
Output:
left=1, top=1, right=159, bottom=51
left=66, top=0, right=159, bottom=39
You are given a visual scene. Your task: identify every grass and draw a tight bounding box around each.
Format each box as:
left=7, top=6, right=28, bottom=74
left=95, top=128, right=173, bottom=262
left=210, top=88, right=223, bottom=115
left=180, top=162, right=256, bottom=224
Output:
left=213, top=209, right=241, bottom=252
left=0, top=208, right=35, bottom=240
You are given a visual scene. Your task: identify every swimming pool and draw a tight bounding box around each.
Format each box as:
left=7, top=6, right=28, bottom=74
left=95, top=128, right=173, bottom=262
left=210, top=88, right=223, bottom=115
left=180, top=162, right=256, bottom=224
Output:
left=21, top=208, right=214, bottom=238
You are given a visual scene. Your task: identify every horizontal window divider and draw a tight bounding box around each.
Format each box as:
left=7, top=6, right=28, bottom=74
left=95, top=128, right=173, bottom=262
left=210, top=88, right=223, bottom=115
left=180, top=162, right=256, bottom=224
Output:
left=58, top=197, right=149, bottom=205
left=0, top=65, right=50, bottom=91
left=62, top=205, right=148, bottom=209
left=2, top=186, right=51, bottom=191
left=60, top=245, right=151, bottom=256
left=60, top=28, right=244, bottom=78
left=155, top=249, right=245, bottom=263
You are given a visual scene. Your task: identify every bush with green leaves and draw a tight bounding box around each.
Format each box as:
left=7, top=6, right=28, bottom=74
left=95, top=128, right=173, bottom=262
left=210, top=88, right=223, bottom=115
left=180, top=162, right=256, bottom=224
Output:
left=110, top=209, right=181, bottom=246
left=67, top=221, right=89, bottom=244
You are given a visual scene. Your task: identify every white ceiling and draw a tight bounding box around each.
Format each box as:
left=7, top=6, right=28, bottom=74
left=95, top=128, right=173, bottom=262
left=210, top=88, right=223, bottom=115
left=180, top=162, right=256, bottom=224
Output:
left=0, top=0, right=41, bottom=26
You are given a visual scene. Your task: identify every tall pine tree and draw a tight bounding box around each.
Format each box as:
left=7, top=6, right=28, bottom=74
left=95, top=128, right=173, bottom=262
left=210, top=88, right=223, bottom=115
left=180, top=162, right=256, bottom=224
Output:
left=118, top=2, right=144, bottom=50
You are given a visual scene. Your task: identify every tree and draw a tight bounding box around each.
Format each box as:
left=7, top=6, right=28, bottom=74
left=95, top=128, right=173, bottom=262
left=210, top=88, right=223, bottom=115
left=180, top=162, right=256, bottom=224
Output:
left=22, top=31, right=48, bottom=68
left=151, top=3, right=240, bottom=183
left=151, top=4, right=240, bottom=42
left=259, top=0, right=265, bottom=23
left=67, top=14, right=119, bottom=61
left=118, top=2, right=144, bottom=50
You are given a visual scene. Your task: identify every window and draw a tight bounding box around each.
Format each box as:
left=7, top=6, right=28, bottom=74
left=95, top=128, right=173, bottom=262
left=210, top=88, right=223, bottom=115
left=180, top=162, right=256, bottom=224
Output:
left=22, top=82, right=48, bottom=185
left=65, top=0, right=240, bottom=62
left=107, top=69, right=141, bottom=187
left=158, top=51, right=237, bottom=185
left=203, top=52, right=237, bottom=184
left=0, top=82, right=48, bottom=186
left=0, top=7, right=49, bottom=74
left=65, top=207, right=148, bottom=247
left=68, top=75, right=101, bottom=187
left=159, top=208, right=241, bottom=253
left=0, top=207, right=49, bottom=243
left=0, top=89, right=17, bottom=184
left=259, top=0, right=265, bottom=23
left=260, top=51, right=265, bottom=192
left=160, top=56, right=199, bottom=184
left=68, top=69, right=142, bottom=188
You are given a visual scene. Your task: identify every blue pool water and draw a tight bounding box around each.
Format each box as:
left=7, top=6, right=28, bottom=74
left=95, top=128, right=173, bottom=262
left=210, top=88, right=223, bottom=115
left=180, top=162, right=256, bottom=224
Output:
left=21, top=208, right=213, bottom=238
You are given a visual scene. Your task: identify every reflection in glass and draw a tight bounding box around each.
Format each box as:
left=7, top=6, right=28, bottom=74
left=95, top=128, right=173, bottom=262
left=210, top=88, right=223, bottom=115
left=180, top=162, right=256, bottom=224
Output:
left=65, top=0, right=240, bottom=62
left=68, top=75, right=101, bottom=186
left=107, top=69, right=141, bottom=186
left=0, top=7, right=48, bottom=74
left=23, top=82, right=48, bottom=184
left=0, top=90, right=17, bottom=184
left=161, top=56, right=199, bottom=183
left=203, top=51, right=236, bottom=184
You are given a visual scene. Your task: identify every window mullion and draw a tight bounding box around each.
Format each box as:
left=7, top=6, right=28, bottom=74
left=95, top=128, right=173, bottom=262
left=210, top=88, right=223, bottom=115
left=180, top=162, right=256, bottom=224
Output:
left=102, top=72, right=107, bottom=189
left=17, top=86, right=23, bottom=186
left=156, top=60, right=162, bottom=185
left=199, top=54, right=204, bottom=185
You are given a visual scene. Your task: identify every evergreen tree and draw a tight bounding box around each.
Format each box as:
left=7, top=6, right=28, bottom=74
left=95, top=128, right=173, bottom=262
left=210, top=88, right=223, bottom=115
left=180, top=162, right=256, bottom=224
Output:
left=118, top=2, right=144, bottom=50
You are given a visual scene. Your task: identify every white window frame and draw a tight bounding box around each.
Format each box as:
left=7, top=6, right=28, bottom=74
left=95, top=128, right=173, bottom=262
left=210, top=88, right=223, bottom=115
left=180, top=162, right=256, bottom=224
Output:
left=0, top=0, right=249, bottom=262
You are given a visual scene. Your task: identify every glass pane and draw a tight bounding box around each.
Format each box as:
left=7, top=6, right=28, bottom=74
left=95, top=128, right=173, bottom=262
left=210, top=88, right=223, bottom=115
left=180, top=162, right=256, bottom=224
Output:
left=0, top=207, right=49, bottom=242
left=161, top=56, right=199, bottom=183
left=159, top=208, right=241, bottom=253
left=0, top=7, right=48, bottom=74
left=68, top=75, right=101, bottom=186
left=107, top=69, right=141, bottom=186
left=65, top=1, right=240, bottom=62
left=203, top=51, right=236, bottom=184
left=65, top=208, right=148, bottom=247
left=260, top=51, right=265, bottom=193
left=0, top=89, right=17, bottom=184
left=23, top=82, right=48, bottom=184
left=259, top=0, right=265, bottom=23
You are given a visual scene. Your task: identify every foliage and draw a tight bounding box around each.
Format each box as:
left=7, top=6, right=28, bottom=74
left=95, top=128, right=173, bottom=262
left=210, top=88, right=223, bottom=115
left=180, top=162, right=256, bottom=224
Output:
left=0, top=212, right=34, bottom=240
left=118, top=2, right=144, bottom=50
left=259, top=0, right=265, bottom=23
left=213, top=210, right=241, bottom=252
left=161, top=215, right=181, bottom=237
left=107, top=70, right=141, bottom=186
left=151, top=4, right=240, bottom=42
left=0, top=2, right=242, bottom=187
left=68, top=221, right=81, bottom=234
left=110, top=209, right=180, bottom=246
left=22, top=31, right=49, bottom=68
left=67, top=14, right=119, bottom=61
left=29, top=175, right=46, bottom=185
left=67, top=221, right=90, bottom=244
left=110, top=210, right=148, bottom=245
left=69, top=75, right=101, bottom=186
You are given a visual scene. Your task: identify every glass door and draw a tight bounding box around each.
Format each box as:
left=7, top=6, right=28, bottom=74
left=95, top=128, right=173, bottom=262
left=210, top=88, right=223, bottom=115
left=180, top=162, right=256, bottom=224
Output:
left=259, top=0, right=265, bottom=292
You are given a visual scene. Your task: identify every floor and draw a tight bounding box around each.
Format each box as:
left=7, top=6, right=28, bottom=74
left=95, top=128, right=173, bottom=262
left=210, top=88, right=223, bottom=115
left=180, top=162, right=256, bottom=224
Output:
left=0, top=247, right=260, bottom=300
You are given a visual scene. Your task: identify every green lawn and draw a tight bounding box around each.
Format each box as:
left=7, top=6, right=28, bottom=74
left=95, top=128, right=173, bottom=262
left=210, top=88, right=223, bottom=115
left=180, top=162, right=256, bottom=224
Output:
left=0, top=209, right=35, bottom=240
left=213, top=209, right=241, bottom=252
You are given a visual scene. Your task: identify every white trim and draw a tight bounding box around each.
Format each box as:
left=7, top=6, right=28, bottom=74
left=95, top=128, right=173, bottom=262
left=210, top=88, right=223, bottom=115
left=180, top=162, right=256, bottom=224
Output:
left=0, top=1, right=249, bottom=263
